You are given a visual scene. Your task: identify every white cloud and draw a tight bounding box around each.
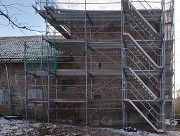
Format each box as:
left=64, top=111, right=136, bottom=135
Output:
left=55, top=0, right=121, bottom=10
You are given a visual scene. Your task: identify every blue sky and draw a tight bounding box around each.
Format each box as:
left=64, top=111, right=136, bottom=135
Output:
left=0, top=0, right=45, bottom=36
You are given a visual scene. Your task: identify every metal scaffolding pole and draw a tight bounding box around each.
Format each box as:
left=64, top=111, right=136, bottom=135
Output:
left=55, top=77, right=58, bottom=121
left=24, top=42, right=28, bottom=121
left=47, top=74, right=50, bottom=123
left=121, top=0, right=126, bottom=128
left=5, top=64, right=13, bottom=115
left=161, top=0, right=166, bottom=130
left=84, top=0, right=88, bottom=126
left=30, top=0, right=174, bottom=132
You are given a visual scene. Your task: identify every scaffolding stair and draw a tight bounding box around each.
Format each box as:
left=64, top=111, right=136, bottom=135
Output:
left=124, top=99, right=164, bottom=133
left=123, top=66, right=157, bottom=100
left=123, top=33, right=163, bottom=70
left=123, top=0, right=163, bottom=40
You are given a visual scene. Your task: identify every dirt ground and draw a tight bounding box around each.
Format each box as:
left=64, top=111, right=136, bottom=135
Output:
left=0, top=117, right=180, bottom=136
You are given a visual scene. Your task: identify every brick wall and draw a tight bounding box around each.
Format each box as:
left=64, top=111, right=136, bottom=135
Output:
left=71, top=27, right=121, bottom=41
left=0, top=16, right=171, bottom=127
left=0, top=63, right=25, bottom=115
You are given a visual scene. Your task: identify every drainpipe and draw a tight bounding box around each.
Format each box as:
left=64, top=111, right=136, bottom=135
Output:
left=4, top=64, right=13, bottom=115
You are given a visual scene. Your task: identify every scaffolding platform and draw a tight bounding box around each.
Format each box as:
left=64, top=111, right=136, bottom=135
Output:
left=50, top=99, right=86, bottom=103
left=27, top=69, right=165, bottom=77
left=23, top=0, right=175, bottom=132
left=88, top=99, right=122, bottom=103
left=28, top=100, right=48, bottom=104
left=44, top=39, right=162, bottom=50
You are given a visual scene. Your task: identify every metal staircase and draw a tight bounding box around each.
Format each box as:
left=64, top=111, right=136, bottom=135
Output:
left=124, top=81, right=163, bottom=132
left=123, top=66, right=157, bottom=100
left=122, top=0, right=164, bottom=132
left=124, top=99, right=164, bottom=133
left=123, top=33, right=163, bottom=70
left=123, top=0, right=163, bottom=40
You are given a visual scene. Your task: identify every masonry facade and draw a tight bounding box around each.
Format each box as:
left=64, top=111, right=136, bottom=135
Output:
left=0, top=0, right=174, bottom=132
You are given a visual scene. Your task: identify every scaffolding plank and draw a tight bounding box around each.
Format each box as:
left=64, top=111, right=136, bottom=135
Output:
left=45, top=39, right=85, bottom=51
left=27, top=69, right=163, bottom=77
left=89, top=99, right=122, bottom=103
left=51, top=99, right=86, bottom=103
left=36, top=7, right=162, bottom=31
left=28, top=100, right=48, bottom=103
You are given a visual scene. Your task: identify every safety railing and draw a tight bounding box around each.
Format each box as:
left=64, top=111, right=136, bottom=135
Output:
left=123, top=33, right=163, bottom=70
left=124, top=66, right=157, bottom=99
left=131, top=0, right=162, bottom=23
left=123, top=0, right=161, bottom=39
left=125, top=48, right=161, bottom=91
left=124, top=15, right=162, bottom=62
left=126, top=82, right=163, bottom=120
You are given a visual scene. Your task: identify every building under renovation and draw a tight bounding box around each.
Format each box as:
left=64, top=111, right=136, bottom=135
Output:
left=0, top=0, right=174, bottom=133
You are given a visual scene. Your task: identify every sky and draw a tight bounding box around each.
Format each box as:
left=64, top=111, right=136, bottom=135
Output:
left=0, top=0, right=179, bottom=92
left=0, top=0, right=45, bottom=36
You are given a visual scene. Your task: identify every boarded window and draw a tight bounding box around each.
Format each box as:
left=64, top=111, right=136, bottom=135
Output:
left=98, top=63, right=102, bottom=69
left=28, top=89, right=42, bottom=100
left=62, top=80, right=75, bottom=92
left=28, top=89, right=42, bottom=106
left=62, top=86, right=75, bottom=92
left=94, top=94, right=102, bottom=99
left=0, top=89, right=4, bottom=105
left=0, top=89, right=9, bottom=105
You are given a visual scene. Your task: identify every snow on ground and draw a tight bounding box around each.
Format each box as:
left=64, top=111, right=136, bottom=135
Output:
left=0, top=117, right=40, bottom=135
left=0, top=117, right=180, bottom=136
left=102, top=128, right=180, bottom=136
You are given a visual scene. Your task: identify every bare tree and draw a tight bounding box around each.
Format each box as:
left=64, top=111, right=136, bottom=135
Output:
left=0, top=1, right=44, bottom=34
left=175, top=89, right=180, bottom=114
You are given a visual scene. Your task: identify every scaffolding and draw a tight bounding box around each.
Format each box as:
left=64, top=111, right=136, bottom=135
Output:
left=24, top=0, right=174, bottom=132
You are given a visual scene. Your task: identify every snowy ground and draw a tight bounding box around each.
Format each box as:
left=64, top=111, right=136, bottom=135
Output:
left=0, top=117, right=180, bottom=136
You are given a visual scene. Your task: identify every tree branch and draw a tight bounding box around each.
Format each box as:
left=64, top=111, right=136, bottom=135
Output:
left=0, top=10, right=45, bottom=33
left=0, top=1, right=45, bottom=34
